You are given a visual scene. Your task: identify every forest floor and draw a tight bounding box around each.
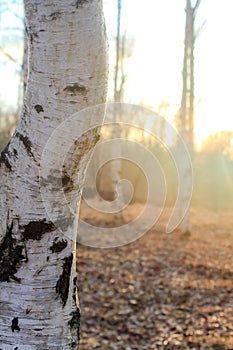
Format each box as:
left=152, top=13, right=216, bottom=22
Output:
left=77, top=203, right=233, bottom=350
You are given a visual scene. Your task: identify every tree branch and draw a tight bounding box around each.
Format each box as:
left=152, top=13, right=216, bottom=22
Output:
left=195, top=19, right=207, bottom=41
left=5, top=5, right=24, bottom=23
left=194, top=0, right=201, bottom=13
left=0, top=46, right=17, bottom=63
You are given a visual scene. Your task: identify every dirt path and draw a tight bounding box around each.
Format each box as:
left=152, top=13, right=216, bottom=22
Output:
left=77, top=205, right=233, bottom=349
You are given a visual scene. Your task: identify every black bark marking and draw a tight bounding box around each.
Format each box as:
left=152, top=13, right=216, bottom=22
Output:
left=21, top=219, right=56, bottom=241
left=40, top=174, right=61, bottom=192
left=29, top=31, right=38, bottom=45
left=63, top=83, right=88, bottom=96
left=16, top=132, right=34, bottom=159
left=49, top=11, right=62, bottom=20
left=0, top=221, right=24, bottom=282
left=34, top=266, right=43, bottom=275
left=34, top=104, right=44, bottom=113
left=26, top=307, right=31, bottom=314
left=75, top=0, right=92, bottom=8
left=11, top=317, right=20, bottom=332
left=0, top=143, right=12, bottom=171
left=62, top=171, right=74, bottom=193
left=94, top=133, right=101, bottom=143
left=13, top=148, right=18, bottom=157
left=61, top=131, right=100, bottom=194
left=40, top=170, right=76, bottom=193
left=62, top=173, right=71, bottom=187
left=0, top=151, right=12, bottom=171
left=68, top=308, right=81, bottom=345
left=56, top=254, right=73, bottom=307
left=29, top=33, right=33, bottom=44
left=73, top=277, right=77, bottom=303
left=50, top=239, right=67, bottom=253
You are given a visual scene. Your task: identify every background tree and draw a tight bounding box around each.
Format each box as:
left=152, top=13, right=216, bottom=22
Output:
left=0, top=0, right=108, bottom=348
left=0, top=0, right=24, bottom=151
left=110, top=0, right=125, bottom=217
left=176, top=0, right=201, bottom=233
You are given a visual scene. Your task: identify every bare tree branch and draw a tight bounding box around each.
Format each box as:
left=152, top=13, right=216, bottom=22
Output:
left=194, top=0, right=201, bottom=13
left=0, top=46, right=17, bottom=63
left=5, top=5, right=24, bottom=23
left=195, top=19, right=207, bottom=41
left=1, top=27, right=23, bottom=31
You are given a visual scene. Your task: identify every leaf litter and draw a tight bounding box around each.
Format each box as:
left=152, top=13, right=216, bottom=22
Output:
left=77, top=204, right=233, bottom=349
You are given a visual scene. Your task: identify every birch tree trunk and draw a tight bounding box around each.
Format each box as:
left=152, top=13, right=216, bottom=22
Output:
left=0, top=1, right=107, bottom=349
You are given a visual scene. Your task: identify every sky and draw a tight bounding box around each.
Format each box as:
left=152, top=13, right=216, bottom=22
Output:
left=0, top=0, right=24, bottom=113
left=103, top=0, right=233, bottom=147
left=0, top=0, right=233, bottom=148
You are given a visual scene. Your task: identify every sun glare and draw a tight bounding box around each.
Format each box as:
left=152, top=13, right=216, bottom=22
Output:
left=104, top=0, right=233, bottom=148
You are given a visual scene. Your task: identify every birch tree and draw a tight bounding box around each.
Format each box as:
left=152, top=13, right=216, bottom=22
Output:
left=0, top=0, right=108, bottom=349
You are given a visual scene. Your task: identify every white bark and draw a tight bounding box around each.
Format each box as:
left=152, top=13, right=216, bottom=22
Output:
left=0, top=0, right=107, bottom=349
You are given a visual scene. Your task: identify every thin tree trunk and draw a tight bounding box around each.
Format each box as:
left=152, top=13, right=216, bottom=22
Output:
left=0, top=0, right=107, bottom=348
left=178, top=0, right=200, bottom=233
left=111, top=0, right=123, bottom=219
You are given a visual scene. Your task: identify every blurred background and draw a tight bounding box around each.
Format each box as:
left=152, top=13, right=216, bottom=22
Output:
left=0, top=0, right=232, bottom=211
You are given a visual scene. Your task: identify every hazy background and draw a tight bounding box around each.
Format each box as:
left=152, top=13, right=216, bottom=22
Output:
left=0, top=0, right=232, bottom=210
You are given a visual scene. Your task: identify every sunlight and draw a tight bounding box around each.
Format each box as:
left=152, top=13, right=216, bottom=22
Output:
left=103, top=0, right=233, bottom=147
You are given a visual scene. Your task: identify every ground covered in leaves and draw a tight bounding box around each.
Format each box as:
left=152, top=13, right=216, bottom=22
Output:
left=77, top=205, right=233, bottom=349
